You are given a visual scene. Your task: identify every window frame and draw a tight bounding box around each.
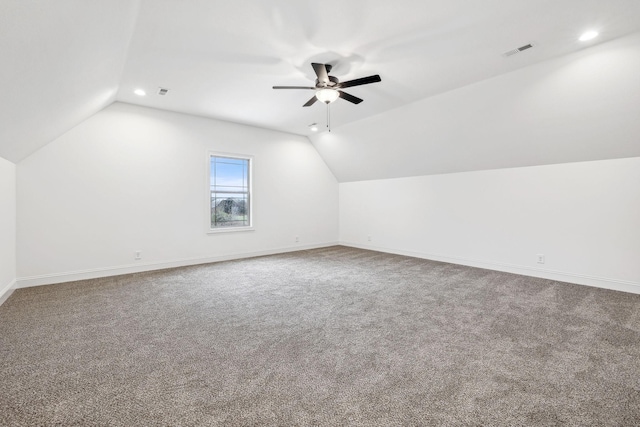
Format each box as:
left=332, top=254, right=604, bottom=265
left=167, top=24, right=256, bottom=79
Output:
left=207, top=151, right=254, bottom=234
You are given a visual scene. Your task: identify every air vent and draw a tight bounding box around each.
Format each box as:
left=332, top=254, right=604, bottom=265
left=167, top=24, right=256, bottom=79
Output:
left=158, top=88, right=169, bottom=95
left=503, top=43, right=535, bottom=57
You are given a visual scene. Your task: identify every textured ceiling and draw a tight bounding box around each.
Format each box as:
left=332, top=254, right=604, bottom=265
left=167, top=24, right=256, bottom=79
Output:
left=2, top=0, right=640, bottom=163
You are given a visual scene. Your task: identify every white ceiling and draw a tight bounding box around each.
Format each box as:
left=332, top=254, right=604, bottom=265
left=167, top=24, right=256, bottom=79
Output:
left=0, top=1, right=140, bottom=162
left=2, top=0, right=640, bottom=162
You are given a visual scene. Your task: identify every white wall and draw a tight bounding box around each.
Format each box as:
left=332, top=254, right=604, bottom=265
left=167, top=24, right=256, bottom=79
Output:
left=0, top=156, right=17, bottom=302
left=316, top=32, right=640, bottom=294
left=311, top=32, right=640, bottom=182
left=16, top=103, right=338, bottom=286
left=340, top=157, right=640, bottom=293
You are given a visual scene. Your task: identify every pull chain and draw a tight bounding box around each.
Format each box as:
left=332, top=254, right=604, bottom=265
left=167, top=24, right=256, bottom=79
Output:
left=326, top=103, right=331, bottom=132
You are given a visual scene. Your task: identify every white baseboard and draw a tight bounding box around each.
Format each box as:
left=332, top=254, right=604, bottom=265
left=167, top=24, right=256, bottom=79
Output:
left=16, top=242, right=339, bottom=289
left=0, top=279, right=16, bottom=306
left=341, top=242, right=640, bottom=295
left=14, top=241, right=639, bottom=295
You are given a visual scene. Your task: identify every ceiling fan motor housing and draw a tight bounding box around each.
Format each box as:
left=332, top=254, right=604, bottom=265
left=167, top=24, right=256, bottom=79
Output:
left=316, top=76, right=339, bottom=88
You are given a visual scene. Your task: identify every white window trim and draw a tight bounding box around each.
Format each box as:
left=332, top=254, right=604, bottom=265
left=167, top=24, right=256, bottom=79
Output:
left=207, top=151, right=254, bottom=234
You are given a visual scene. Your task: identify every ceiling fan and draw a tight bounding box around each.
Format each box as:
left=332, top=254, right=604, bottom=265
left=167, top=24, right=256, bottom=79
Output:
left=273, top=63, right=381, bottom=107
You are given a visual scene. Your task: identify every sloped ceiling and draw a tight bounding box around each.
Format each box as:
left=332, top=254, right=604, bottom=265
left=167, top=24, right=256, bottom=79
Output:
left=0, top=1, right=140, bottom=162
left=310, top=32, right=640, bottom=182
left=2, top=0, right=640, bottom=164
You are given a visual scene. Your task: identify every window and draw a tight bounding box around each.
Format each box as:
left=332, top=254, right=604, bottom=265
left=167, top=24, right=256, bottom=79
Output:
left=209, top=153, right=252, bottom=231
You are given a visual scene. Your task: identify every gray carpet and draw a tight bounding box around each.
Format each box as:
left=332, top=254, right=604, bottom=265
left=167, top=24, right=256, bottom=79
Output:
left=1, top=246, right=639, bottom=426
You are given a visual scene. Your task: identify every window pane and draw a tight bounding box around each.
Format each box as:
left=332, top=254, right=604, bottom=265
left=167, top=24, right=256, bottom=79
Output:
left=210, top=156, right=250, bottom=229
left=214, top=162, right=247, bottom=188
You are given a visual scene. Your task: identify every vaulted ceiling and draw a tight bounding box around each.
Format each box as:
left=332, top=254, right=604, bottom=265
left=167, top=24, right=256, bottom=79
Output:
left=2, top=0, right=640, bottom=163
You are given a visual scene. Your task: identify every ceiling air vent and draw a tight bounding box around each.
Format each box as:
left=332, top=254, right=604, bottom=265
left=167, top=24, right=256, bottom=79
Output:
left=503, top=43, right=534, bottom=57
left=158, top=87, right=169, bottom=95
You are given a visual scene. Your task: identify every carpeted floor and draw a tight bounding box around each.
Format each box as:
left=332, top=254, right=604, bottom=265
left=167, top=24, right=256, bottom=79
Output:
left=1, top=246, right=639, bottom=426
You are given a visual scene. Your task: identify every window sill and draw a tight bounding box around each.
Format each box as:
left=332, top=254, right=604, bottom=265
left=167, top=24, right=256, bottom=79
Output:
left=207, top=226, right=255, bottom=235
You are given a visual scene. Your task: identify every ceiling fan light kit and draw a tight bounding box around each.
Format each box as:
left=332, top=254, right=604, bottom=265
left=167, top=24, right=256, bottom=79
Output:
left=316, top=88, right=339, bottom=104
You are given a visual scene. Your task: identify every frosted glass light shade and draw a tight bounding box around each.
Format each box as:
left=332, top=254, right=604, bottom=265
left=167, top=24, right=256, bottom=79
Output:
left=316, top=88, right=339, bottom=104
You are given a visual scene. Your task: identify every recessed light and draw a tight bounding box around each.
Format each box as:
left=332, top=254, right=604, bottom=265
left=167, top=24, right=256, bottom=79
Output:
left=309, top=123, right=319, bottom=132
left=579, top=31, right=599, bottom=42
left=134, top=89, right=146, bottom=96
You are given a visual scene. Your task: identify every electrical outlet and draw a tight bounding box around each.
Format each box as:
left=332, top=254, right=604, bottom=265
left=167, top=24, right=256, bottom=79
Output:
left=135, top=251, right=142, bottom=260
left=295, top=236, right=299, bottom=243
left=537, top=254, right=545, bottom=264
left=367, top=235, right=372, bottom=242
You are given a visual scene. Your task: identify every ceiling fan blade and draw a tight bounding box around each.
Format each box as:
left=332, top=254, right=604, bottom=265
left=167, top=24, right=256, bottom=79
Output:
left=273, top=86, right=315, bottom=89
left=338, top=74, right=381, bottom=88
left=303, top=95, right=318, bottom=107
left=312, top=63, right=329, bottom=85
left=338, top=90, right=363, bottom=104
